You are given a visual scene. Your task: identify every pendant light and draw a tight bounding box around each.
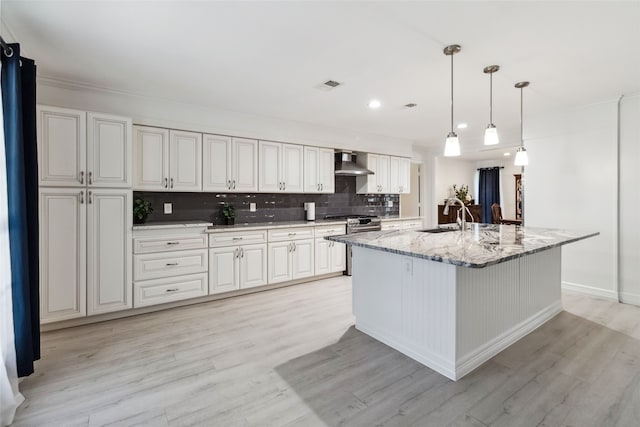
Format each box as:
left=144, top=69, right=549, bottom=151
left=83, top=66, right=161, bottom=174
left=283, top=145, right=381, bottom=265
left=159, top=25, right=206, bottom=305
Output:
left=514, top=81, right=530, bottom=166
left=443, top=44, right=461, bottom=157
left=483, top=65, right=500, bottom=145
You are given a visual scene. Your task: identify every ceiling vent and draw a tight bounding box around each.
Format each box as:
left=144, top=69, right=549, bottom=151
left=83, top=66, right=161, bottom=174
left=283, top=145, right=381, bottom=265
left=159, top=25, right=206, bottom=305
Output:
left=315, top=79, right=343, bottom=91
left=404, top=103, right=418, bottom=108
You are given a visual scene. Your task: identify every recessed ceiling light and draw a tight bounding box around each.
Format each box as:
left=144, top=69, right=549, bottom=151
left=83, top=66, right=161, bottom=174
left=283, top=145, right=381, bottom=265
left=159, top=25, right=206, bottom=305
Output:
left=404, top=103, right=417, bottom=108
left=457, top=123, right=468, bottom=129
left=504, top=152, right=511, bottom=156
left=368, top=99, right=381, bottom=109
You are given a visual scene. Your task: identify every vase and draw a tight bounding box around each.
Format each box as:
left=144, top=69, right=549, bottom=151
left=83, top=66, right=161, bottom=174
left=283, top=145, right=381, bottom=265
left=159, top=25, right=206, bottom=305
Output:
left=225, top=217, right=235, bottom=225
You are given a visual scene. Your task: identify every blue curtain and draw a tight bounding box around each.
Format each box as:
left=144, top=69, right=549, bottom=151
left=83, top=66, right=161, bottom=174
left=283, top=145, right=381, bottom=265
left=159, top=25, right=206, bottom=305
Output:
left=479, top=168, right=500, bottom=224
left=2, top=43, right=40, bottom=377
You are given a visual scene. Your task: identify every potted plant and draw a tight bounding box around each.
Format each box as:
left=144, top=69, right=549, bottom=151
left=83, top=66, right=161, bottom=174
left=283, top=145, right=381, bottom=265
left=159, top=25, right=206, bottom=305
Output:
left=133, top=198, right=153, bottom=224
left=452, top=184, right=473, bottom=205
left=222, top=203, right=235, bottom=225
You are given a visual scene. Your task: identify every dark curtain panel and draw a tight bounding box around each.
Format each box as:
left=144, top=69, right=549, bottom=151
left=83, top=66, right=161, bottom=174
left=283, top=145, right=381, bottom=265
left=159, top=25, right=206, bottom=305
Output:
left=479, top=168, right=500, bottom=225
left=2, top=43, right=40, bottom=377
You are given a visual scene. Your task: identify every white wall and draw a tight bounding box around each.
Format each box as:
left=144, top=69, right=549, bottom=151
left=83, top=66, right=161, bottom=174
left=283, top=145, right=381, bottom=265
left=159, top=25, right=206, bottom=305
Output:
left=434, top=157, right=476, bottom=205
left=36, top=78, right=415, bottom=157
left=619, top=94, right=640, bottom=305
left=525, top=99, right=619, bottom=300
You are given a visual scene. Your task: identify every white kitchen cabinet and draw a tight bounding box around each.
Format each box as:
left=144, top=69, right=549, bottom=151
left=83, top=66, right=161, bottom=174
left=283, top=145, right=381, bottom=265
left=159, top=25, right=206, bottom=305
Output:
left=133, top=125, right=169, bottom=190
left=381, top=220, right=403, bottom=231
left=133, top=126, right=202, bottom=191
left=170, top=130, right=202, bottom=191
left=259, top=141, right=303, bottom=193
left=87, top=189, right=132, bottom=315
left=402, top=219, right=423, bottom=230
left=38, top=106, right=132, bottom=188
left=40, top=188, right=132, bottom=323
left=267, top=227, right=315, bottom=283
left=390, top=156, right=411, bottom=194
left=315, top=225, right=347, bottom=275
left=39, top=189, right=87, bottom=323
left=203, top=135, right=258, bottom=192
left=208, top=229, right=268, bottom=294
left=356, top=153, right=390, bottom=194
left=133, top=226, right=209, bottom=307
left=304, top=146, right=334, bottom=193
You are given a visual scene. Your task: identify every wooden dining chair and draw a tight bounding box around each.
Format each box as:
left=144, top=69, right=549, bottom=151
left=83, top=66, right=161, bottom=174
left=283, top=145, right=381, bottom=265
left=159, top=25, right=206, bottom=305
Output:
left=491, top=203, right=523, bottom=225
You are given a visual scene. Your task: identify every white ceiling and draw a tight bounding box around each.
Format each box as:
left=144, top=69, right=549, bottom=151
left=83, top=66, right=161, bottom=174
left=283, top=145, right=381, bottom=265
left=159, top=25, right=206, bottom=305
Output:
left=3, top=1, right=639, bottom=159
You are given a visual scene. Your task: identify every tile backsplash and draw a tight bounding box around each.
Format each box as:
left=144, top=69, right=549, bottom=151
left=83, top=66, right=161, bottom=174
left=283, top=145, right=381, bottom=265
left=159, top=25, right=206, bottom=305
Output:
left=135, top=176, right=399, bottom=224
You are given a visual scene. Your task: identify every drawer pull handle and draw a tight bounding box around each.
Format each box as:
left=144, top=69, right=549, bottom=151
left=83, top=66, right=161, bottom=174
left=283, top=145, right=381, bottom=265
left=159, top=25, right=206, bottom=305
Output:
left=166, top=242, right=180, bottom=245
left=232, top=237, right=243, bottom=240
left=164, top=177, right=168, bottom=188
left=165, top=262, right=179, bottom=266
left=79, top=171, right=84, bottom=184
left=88, top=171, right=93, bottom=185
left=165, top=288, right=179, bottom=292
left=288, top=232, right=296, bottom=236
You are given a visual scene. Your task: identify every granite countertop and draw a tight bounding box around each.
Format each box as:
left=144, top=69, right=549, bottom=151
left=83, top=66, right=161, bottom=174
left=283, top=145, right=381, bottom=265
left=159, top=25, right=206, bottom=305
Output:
left=326, top=223, right=599, bottom=268
left=133, top=220, right=213, bottom=230
left=206, top=219, right=347, bottom=233
left=379, top=216, right=423, bottom=222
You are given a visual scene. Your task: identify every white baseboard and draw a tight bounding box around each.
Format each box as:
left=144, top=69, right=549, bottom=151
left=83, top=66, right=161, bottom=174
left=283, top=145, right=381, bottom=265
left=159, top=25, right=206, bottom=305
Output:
left=619, top=292, right=640, bottom=306
left=561, top=281, right=618, bottom=301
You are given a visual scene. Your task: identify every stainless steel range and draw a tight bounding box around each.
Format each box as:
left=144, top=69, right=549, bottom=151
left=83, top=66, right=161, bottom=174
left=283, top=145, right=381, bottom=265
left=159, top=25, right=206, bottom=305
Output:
left=324, top=214, right=382, bottom=275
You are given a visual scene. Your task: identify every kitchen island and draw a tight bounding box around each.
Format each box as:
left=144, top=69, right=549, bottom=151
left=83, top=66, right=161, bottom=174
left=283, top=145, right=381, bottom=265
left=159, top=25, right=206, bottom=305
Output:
left=327, top=223, right=598, bottom=380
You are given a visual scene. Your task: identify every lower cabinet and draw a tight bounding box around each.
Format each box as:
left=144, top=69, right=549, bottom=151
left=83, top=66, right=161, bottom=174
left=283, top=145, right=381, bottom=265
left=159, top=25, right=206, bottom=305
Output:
left=209, top=243, right=268, bottom=294
left=314, top=224, right=347, bottom=275
left=267, top=237, right=315, bottom=284
left=40, top=188, right=132, bottom=324
left=133, top=226, right=209, bottom=307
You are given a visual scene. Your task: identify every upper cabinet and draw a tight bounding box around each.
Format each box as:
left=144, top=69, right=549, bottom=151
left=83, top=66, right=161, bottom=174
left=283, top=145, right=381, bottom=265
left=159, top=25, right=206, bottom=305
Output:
left=38, top=106, right=132, bottom=188
left=389, top=156, right=411, bottom=194
left=133, top=126, right=202, bottom=191
left=356, top=153, right=410, bottom=194
left=203, top=135, right=258, bottom=192
left=304, top=146, right=334, bottom=193
left=259, top=141, right=303, bottom=193
left=356, top=153, right=390, bottom=194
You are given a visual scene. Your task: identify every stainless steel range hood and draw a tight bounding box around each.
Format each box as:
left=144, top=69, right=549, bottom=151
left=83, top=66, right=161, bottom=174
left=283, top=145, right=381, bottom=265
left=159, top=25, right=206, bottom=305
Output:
left=334, top=151, right=374, bottom=176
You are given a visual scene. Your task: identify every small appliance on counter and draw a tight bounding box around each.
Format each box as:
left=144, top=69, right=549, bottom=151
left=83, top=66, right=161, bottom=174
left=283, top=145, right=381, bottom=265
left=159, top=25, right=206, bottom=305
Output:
left=304, top=202, right=316, bottom=221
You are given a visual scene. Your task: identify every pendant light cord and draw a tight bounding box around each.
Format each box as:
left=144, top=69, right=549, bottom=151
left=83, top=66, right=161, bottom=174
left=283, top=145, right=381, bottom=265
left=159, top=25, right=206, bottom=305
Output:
left=489, top=72, right=493, bottom=124
left=450, top=53, right=454, bottom=134
left=520, top=87, right=524, bottom=146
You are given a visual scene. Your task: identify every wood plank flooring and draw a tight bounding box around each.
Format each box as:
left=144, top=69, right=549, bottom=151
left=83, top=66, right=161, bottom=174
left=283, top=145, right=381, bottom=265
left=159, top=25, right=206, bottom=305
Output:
left=11, top=277, right=640, bottom=427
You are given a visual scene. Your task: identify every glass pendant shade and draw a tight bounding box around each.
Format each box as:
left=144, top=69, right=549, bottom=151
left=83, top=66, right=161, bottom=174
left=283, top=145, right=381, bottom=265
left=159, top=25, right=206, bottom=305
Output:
left=444, top=132, right=460, bottom=157
left=484, top=125, right=499, bottom=145
left=514, top=147, right=528, bottom=166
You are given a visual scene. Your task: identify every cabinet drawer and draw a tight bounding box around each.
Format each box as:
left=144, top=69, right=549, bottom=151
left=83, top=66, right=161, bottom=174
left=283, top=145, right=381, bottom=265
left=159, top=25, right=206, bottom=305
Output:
left=133, top=273, right=208, bottom=308
left=134, top=249, right=207, bottom=281
left=314, top=225, right=346, bottom=237
left=268, top=227, right=314, bottom=242
left=209, top=229, right=267, bottom=248
left=402, top=220, right=423, bottom=230
left=134, top=234, right=207, bottom=254
left=381, top=221, right=403, bottom=231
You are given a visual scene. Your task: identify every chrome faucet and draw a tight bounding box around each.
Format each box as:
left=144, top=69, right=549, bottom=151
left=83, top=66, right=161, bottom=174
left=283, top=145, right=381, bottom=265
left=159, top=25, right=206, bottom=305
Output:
left=443, top=197, right=474, bottom=231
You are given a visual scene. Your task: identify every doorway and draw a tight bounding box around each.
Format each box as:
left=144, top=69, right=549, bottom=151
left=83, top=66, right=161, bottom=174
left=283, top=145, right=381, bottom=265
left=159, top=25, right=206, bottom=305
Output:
left=400, top=163, right=421, bottom=217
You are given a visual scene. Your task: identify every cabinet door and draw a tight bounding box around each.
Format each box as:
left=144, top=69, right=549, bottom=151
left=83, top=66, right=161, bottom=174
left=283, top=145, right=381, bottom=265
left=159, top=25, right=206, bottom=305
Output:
left=39, top=189, right=87, bottom=323
left=37, top=106, right=86, bottom=187
left=389, top=156, right=400, bottom=193
left=282, top=143, right=304, bottom=193
left=169, top=130, right=202, bottom=191
left=318, top=148, right=335, bottom=193
left=87, top=189, right=132, bottom=315
left=399, top=157, right=410, bottom=193
left=259, top=141, right=281, bottom=192
left=303, top=146, right=319, bottom=193
left=209, top=246, right=239, bottom=294
left=203, top=134, right=232, bottom=192
left=357, top=153, right=380, bottom=194
left=268, top=241, right=292, bottom=284
left=233, top=138, right=259, bottom=192
left=87, top=113, right=132, bottom=188
left=314, top=238, right=331, bottom=276
left=378, top=155, right=390, bottom=193
left=292, top=238, right=314, bottom=280
left=239, top=243, right=268, bottom=289
left=133, top=126, right=169, bottom=190
left=330, top=241, right=347, bottom=273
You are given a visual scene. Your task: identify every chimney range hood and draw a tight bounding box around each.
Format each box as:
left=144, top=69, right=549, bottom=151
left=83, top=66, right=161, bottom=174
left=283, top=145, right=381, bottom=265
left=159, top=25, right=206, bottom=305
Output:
left=334, top=151, right=374, bottom=176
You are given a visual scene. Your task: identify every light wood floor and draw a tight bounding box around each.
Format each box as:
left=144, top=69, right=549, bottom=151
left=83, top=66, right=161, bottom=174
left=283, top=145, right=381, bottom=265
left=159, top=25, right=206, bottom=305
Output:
left=12, top=277, right=640, bottom=427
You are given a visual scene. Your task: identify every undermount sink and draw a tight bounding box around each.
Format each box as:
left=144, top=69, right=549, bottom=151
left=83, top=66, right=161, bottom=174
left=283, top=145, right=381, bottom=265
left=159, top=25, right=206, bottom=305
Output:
left=419, top=227, right=458, bottom=233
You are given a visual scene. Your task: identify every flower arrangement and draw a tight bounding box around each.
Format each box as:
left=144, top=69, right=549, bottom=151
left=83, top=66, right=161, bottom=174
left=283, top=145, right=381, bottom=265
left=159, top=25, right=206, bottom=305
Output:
left=222, top=203, right=235, bottom=225
left=452, top=184, right=473, bottom=204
